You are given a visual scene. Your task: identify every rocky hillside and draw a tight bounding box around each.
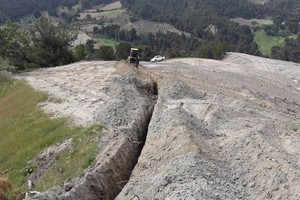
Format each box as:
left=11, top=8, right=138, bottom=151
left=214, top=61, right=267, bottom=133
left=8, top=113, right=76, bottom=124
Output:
left=19, top=53, right=300, bottom=200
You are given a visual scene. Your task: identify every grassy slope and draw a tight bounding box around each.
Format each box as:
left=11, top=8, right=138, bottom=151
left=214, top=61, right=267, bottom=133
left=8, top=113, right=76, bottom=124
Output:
left=0, top=79, right=102, bottom=190
left=254, top=30, right=297, bottom=55
left=230, top=18, right=273, bottom=27
left=94, top=38, right=119, bottom=51
left=254, top=18, right=273, bottom=25
left=79, top=9, right=124, bottom=20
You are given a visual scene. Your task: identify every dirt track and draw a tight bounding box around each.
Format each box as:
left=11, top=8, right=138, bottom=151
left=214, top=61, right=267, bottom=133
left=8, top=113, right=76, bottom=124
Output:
left=21, top=53, right=300, bottom=200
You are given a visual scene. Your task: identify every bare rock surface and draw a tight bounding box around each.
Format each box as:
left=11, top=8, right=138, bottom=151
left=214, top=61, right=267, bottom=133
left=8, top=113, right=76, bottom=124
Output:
left=19, top=53, right=300, bottom=200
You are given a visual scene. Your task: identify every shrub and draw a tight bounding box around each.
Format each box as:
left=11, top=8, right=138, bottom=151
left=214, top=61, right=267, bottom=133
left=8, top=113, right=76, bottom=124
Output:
left=0, top=71, right=12, bottom=82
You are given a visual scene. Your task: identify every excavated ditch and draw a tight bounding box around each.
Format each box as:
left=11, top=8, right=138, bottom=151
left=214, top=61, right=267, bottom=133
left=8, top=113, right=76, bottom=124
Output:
left=28, top=61, right=158, bottom=200
left=22, top=56, right=300, bottom=200
left=23, top=57, right=300, bottom=200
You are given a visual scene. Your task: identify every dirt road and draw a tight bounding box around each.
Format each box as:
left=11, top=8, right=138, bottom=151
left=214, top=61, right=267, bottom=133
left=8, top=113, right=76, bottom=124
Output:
left=21, top=53, right=300, bottom=200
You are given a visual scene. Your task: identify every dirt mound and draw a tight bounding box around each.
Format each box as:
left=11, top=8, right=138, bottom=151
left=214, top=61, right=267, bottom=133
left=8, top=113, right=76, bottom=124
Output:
left=118, top=56, right=300, bottom=199
left=21, top=53, right=300, bottom=200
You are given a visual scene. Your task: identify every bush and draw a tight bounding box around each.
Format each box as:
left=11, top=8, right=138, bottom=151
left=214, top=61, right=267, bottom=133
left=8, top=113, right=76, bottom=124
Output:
left=0, top=70, right=12, bottom=82
left=94, top=46, right=115, bottom=61
left=73, top=44, right=87, bottom=61
left=115, top=42, right=131, bottom=60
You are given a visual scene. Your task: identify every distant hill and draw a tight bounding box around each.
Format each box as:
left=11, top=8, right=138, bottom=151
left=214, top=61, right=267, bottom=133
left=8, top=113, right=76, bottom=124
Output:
left=0, top=0, right=77, bottom=23
left=0, top=0, right=117, bottom=24
left=248, top=0, right=269, bottom=4
left=120, top=0, right=264, bottom=55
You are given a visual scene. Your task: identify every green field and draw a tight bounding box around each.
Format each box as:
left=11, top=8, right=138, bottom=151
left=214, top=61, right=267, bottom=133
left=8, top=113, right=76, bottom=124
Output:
left=230, top=18, right=273, bottom=27
left=98, top=9, right=124, bottom=17
left=254, top=30, right=296, bottom=55
left=0, top=79, right=102, bottom=191
left=79, top=9, right=125, bottom=20
left=253, top=18, right=273, bottom=25
left=94, top=38, right=119, bottom=51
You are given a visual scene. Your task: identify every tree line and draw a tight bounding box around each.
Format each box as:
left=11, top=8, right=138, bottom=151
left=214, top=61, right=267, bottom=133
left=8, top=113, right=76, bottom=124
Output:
left=0, top=18, right=75, bottom=70
left=120, top=0, right=262, bottom=56
left=271, top=35, right=300, bottom=63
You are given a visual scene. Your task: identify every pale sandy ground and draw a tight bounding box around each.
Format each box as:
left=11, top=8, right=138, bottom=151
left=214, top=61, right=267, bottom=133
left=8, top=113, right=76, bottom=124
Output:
left=18, top=61, right=118, bottom=126
left=121, top=53, right=300, bottom=199
left=20, top=53, right=300, bottom=199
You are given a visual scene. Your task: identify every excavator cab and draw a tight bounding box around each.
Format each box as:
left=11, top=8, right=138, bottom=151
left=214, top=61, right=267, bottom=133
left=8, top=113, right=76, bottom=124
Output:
left=128, top=48, right=140, bottom=68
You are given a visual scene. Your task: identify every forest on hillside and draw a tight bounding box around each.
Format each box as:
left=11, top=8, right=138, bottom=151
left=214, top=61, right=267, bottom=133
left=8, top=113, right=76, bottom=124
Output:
left=1, top=0, right=300, bottom=66
left=120, top=0, right=300, bottom=61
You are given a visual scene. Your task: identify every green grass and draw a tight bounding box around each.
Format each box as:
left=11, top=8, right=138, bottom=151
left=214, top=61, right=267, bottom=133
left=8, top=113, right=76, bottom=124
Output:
left=0, top=79, right=103, bottom=190
left=254, top=30, right=296, bottom=55
left=253, top=18, right=273, bottom=25
left=94, top=38, right=119, bottom=51
left=97, top=9, right=124, bottom=17
left=35, top=125, right=103, bottom=191
left=230, top=18, right=273, bottom=27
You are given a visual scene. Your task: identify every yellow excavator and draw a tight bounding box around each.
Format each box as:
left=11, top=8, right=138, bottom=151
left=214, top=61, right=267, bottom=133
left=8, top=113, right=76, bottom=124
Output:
left=127, top=48, right=140, bottom=68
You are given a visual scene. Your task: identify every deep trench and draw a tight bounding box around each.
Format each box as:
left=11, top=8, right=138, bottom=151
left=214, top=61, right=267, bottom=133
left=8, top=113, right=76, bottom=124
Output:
left=137, top=81, right=158, bottom=156
left=113, top=81, right=158, bottom=199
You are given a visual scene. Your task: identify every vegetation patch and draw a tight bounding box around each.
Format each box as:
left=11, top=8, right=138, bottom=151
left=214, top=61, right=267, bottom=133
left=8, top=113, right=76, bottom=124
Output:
left=35, top=125, right=103, bottom=191
left=0, top=79, right=103, bottom=191
left=254, top=30, right=297, bottom=55
left=292, top=124, right=299, bottom=132
left=47, top=96, right=63, bottom=104
left=94, top=38, right=119, bottom=51
left=79, top=9, right=125, bottom=20
left=254, top=30, right=287, bottom=55
left=230, top=18, right=273, bottom=27
left=254, top=18, right=273, bottom=25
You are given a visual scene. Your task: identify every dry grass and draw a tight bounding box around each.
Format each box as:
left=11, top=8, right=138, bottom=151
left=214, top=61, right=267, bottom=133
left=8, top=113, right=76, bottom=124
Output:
left=0, top=178, right=13, bottom=198
left=101, top=1, right=122, bottom=11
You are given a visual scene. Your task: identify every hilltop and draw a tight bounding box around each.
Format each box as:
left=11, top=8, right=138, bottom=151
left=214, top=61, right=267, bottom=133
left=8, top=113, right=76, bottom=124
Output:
left=12, top=53, right=300, bottom=199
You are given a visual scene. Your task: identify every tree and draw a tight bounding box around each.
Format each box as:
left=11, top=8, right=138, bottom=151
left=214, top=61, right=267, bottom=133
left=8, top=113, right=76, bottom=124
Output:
left=96, top=46, right=115, bottom=60
left=85, top=14, right=92, bottom=21
left=29, top=17, right=75, bottom=67
left=85, top=39, right=95, bottom=59
left=0, top=21, right=31, bottom=70
left=93, top=26, right=100, bottom=35
left=138, top=45, right=156, bottom=61
left=115, top=42, right=131, bottom=60
left=129, top=28, right=138, bottom=42
left=0, top=21, right=29, bottom=59
left=73, top=44, right=87, bottom=61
